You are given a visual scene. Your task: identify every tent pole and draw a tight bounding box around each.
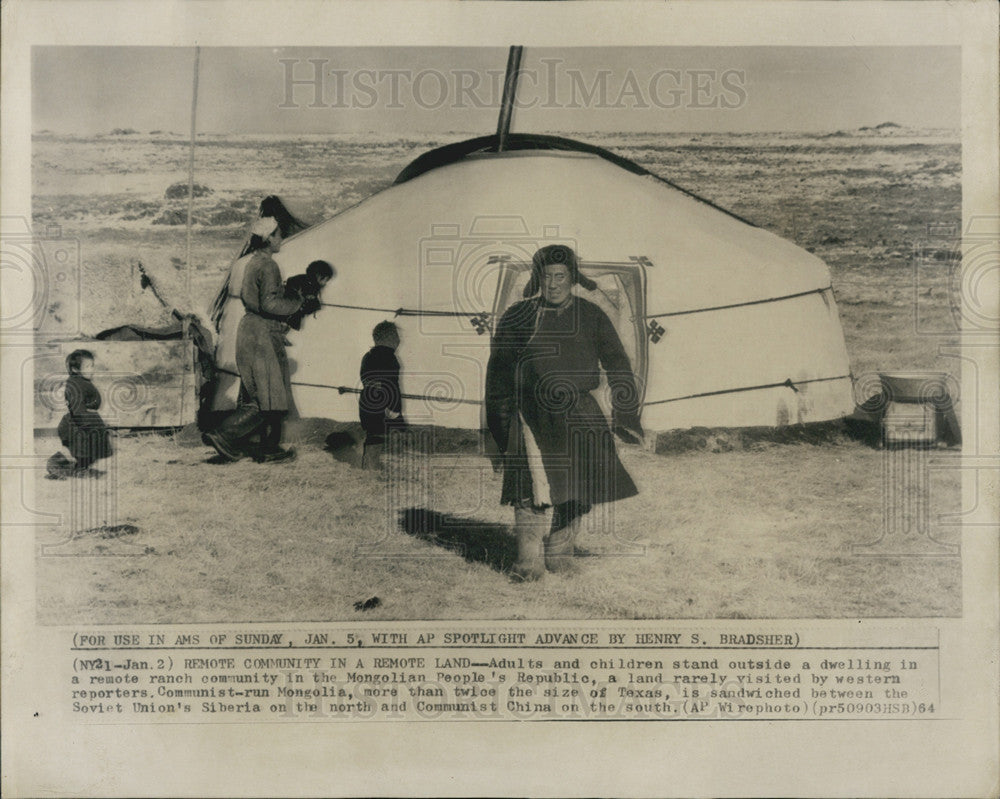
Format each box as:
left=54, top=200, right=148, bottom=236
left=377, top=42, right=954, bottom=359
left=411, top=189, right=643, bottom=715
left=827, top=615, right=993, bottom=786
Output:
left=185, top=46, right=201, bottom=297
left=495, top=45, right=523, bottom=152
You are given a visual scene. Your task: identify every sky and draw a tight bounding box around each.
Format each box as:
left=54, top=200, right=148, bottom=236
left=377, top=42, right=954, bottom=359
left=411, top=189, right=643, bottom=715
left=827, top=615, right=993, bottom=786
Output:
left=32, top=46, right=961, bottom=135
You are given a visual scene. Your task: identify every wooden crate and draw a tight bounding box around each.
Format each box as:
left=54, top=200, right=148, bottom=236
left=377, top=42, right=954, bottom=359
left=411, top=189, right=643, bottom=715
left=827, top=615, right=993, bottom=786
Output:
left=882, top=401, right=936, bottom=445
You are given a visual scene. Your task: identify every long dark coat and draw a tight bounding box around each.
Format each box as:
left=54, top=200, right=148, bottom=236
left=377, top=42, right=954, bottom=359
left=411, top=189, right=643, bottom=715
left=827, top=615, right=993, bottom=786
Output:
left=359, top=345, right=406, bottom=445
left=485, top=295, right=641, bottom=508
left=235, top=252, right=302, bottom=412
left=58, top=374, right=112, bottom=464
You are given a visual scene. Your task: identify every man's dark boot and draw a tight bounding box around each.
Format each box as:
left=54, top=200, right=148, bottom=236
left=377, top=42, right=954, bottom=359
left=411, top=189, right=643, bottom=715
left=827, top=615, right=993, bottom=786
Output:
left=254, top=412, right=295, bottom=463
left=205, top=406, right=263, bottom=462
left=361, top=442, right=384, bottom=470
left=544, top=517, right=581, bottom=572
left=511, top=505, right=550, bottom=582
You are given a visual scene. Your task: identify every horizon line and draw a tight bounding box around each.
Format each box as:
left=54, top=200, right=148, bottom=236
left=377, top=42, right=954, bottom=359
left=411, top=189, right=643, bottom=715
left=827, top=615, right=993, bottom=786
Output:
left=32, top=125, right=961, bottom=137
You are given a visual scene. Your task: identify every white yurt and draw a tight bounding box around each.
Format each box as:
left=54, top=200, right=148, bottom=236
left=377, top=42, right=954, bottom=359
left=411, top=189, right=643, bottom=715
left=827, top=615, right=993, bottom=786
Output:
left=209, top=134, right=854, bottom=434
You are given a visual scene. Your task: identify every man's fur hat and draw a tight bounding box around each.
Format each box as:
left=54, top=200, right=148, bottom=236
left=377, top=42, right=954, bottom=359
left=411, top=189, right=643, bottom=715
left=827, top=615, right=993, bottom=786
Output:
left=523, top=244, right=597, bottom=297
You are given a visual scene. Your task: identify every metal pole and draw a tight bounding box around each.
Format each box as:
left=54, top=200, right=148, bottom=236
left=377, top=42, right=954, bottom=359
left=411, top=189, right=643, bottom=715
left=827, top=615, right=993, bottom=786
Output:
left=185, top=46, right=201, bottom=295
left=495, top=46, right=523, bottom=152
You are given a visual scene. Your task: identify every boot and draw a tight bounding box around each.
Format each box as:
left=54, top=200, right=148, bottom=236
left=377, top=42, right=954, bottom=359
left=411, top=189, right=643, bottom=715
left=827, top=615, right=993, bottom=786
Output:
left=511, top=505, right=550, bottom=582
left=256, top=447, right=296, bottom=463
left=545, top=515, right=582, bottom=573
left=45, top=452, right=75, bottom=480
left=361, top=442, right=384, bottom=470
left=254, top=412, right=295, bottom=463
left=205, top=406, right=263, bottom=462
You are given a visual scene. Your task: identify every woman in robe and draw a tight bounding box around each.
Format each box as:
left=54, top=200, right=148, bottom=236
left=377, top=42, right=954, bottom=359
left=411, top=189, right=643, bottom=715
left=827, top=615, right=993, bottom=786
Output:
left=205, top=216, right=303, bottom=463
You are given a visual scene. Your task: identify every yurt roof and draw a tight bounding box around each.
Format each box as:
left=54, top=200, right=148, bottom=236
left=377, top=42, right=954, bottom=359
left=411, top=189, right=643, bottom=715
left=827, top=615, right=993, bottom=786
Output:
left=270, top=142, right=830, bottom=316
left=394, top=132, right=758, bottom=228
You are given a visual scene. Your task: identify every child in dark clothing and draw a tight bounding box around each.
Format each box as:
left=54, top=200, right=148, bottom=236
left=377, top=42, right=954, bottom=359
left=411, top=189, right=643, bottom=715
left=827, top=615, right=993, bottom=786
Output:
left=283, top=259, right=335, bottom=334
left=359, top=321, right=406, bottom=470
left=48, top=349, right=113, bottom=478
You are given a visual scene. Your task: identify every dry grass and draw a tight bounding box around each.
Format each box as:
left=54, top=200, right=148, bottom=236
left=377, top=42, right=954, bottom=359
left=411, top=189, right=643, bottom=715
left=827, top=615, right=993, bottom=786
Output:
left=35, top=427, right=961, bottom=623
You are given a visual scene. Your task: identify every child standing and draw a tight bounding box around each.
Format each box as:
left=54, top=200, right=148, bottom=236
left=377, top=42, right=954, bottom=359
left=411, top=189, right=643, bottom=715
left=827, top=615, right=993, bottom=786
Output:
left=359, top=321, right=406, bottom=470
left=49, top=349, right=113, bottom=477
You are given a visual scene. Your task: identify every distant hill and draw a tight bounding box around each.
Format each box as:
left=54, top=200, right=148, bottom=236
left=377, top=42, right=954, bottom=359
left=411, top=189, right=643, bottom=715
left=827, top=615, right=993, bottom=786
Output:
left=859, top=122, right=903, bottom=131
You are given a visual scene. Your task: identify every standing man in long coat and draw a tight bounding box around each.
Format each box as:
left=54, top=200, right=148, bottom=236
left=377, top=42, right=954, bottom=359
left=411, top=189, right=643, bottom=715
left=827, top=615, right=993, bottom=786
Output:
left=486, top=245, right=644, bottom=581
left=205, top=216, right=303, bottom=463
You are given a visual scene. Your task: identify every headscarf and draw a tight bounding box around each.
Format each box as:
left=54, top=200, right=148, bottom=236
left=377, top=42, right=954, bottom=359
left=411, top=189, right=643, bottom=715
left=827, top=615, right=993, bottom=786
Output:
left=523, top=244, right=597, bottom=297
left=251, top=216, right=279, bottom=240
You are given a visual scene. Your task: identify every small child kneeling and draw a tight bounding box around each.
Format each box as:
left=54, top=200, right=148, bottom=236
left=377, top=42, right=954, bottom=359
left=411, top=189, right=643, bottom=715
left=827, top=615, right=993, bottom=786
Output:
left=48, top=349, right=113, bottom=479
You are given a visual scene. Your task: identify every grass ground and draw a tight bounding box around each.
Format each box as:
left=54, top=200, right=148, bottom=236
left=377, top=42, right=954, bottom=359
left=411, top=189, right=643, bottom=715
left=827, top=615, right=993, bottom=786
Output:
left=34, top=423, right=961, bottom=623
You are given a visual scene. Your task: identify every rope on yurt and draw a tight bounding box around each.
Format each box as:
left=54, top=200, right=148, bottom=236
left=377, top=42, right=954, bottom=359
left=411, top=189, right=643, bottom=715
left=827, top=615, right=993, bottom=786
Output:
left=215, top=369, right=850, bottom=410
left=322, top=302, right=488, bottom=318
left=643, top=374, right=852, bottom=406
left=213, top=367, right=483, bottom=406
left=645, top=286, right=832, bottom=320
left=224, top=294, right=491, bottom=319
left=295, top=381, right=482, bottom=405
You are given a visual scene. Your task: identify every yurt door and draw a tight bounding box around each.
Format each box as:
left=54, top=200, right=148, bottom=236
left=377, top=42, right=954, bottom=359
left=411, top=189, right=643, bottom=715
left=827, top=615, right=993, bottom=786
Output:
left=490, top=259, right=649, bottom=418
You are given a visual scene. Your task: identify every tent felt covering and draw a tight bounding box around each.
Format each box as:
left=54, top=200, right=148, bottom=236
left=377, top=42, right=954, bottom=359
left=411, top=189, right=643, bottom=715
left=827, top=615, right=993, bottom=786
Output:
left=209, top=137, right=854, bottom=433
